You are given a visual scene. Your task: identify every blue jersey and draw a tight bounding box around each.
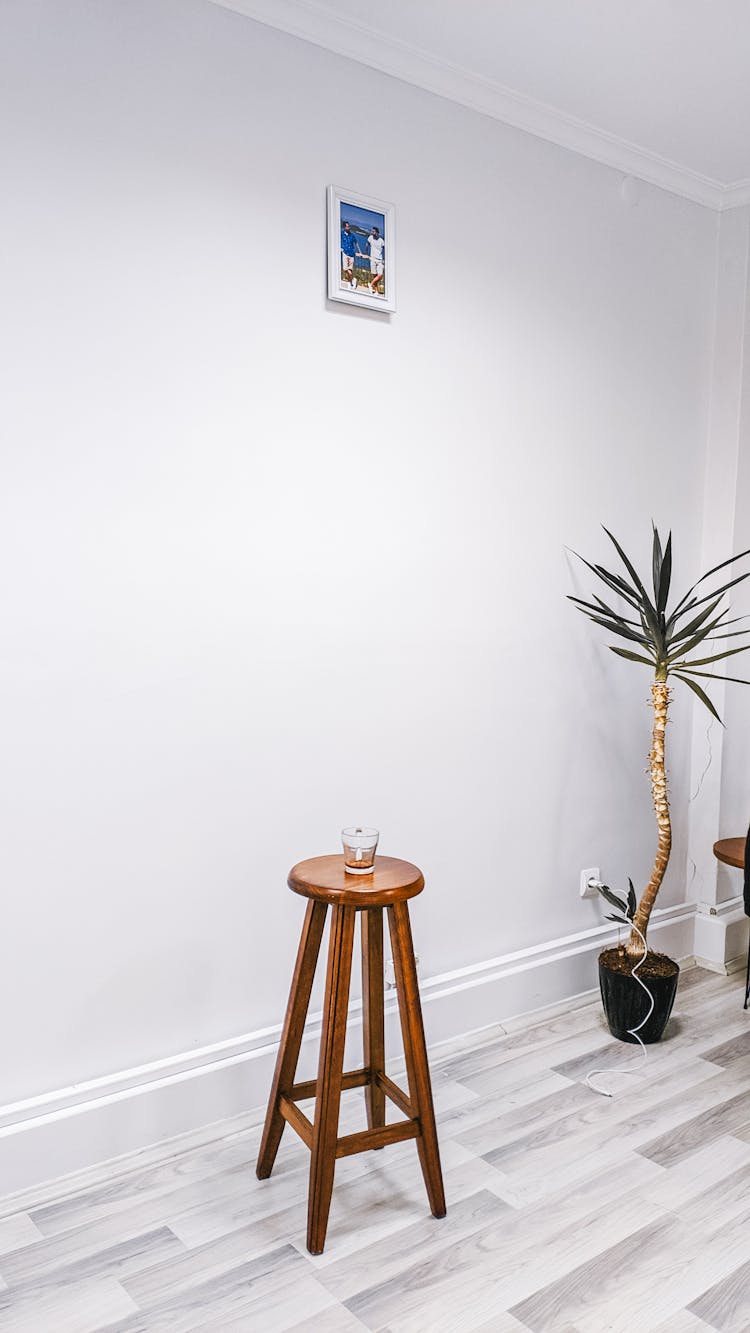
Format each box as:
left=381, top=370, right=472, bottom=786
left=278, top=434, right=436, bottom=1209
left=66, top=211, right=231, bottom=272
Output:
left=341, top=228, right=358, bottom=257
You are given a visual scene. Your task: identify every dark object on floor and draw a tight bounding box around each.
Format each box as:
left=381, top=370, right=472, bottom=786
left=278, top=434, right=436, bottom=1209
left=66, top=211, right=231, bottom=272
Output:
left=746, top=825, right=750, bottom=1009
left=256, top=854, right=446, bottom=1255
left=599, top=948, right=679, bottom=1043
left=714, top=835, right=750, bottom=1010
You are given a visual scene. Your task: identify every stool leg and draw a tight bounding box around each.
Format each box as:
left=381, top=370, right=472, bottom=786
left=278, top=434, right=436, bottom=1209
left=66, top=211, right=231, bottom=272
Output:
left=745, top=933, right=750, bottom=1011
left=361, top=907, right=386, bottom=1134
left=308, top=904, right=356, bottom=1254
left=388, top=901, right=446, bottom=1219
left=256, top=900, right=327, bottom=1181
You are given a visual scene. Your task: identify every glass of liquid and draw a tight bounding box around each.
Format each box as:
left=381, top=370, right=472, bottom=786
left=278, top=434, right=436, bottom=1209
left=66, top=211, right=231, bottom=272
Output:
left=341, top=827, right=379, bottom=874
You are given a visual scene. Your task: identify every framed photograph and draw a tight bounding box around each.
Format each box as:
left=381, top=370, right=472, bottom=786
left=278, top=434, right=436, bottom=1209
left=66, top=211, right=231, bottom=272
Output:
left=327, top=185, right=396, bottom=313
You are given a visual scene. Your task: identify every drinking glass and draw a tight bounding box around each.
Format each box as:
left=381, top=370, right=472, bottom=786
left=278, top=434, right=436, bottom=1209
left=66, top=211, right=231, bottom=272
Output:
left=341, top=826, right=379, bottom=874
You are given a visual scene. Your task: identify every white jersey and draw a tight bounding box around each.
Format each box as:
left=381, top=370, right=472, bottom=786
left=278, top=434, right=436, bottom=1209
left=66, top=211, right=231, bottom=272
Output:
left=367, top=233, right=385, bottom=262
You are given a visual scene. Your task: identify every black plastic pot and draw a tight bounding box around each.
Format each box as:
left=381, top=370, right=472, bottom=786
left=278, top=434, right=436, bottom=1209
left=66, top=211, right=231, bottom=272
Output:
left=599, top=950, right=679, bottom=1044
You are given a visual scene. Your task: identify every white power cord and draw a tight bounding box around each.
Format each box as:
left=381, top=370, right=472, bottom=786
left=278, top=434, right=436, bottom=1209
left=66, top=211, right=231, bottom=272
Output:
left=585, top=920, right=655, bottom=1098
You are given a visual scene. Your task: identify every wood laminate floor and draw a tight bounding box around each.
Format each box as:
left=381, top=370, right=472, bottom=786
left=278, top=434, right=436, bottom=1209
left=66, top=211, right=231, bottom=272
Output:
left=2, top=966, right=750, bottom=1331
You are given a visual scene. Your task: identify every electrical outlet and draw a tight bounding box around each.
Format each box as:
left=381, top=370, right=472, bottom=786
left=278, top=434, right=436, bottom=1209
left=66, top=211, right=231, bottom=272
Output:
left=580, top=867, right=601, bottom=899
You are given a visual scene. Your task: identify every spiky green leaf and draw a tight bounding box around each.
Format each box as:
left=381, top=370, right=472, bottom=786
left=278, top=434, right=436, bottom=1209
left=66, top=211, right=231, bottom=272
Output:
left=668, top=547, right=750, bottom=620
left=609, top=646, right=655, bottom=666
left=690, top=546, right=750, bottom=591
left=652, top=525, right=663, bottom=608
left=602, top=527, right=662, bottom=646
left=705, top=622, right=750, bottom=641
left=595, top=562, right=642, bottom=602
left=673, top=674, right=724, bottom=724
left=591, top=595, right=644, bottom=629
left=668, top=608, right=735, bottom=661
left=681, top=569, right=750, bottom=615
left=676, top=644, right=750, bottom=671
left=657, top=531, right=672, bottom=615
left=580, top=612, right=655, bottom=648
left=667, top=597, right=725, bottom=649
left=568, top=595, right=643, bottom=632
left=666, top=596, right=698, bottom=635
left=569, top=553, right=642, bottom=612
left=678, top=669, right=750, bottom=685
left=598, top=884, right=628, bottom=914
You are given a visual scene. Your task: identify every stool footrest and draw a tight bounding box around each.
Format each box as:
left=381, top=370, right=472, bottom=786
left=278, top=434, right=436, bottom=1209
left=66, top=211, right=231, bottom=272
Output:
left=280, top=1068, right=418, bottom=1160
left=376, top=1071, right=414, bottom=1119
left=336, top=1118, right=420, bottom=1159
left=290, top=1067, right=370, bottom=1101
left=279, top=1095, right=313, bottom=1148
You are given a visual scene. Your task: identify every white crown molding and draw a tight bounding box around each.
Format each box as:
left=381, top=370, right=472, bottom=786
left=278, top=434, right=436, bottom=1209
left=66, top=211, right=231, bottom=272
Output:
left=208, top=0, right=745, bottom=212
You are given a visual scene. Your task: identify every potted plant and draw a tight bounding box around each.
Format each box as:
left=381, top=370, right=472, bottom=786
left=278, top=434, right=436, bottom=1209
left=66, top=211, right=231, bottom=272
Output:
left=570, top=526, right=750, bottom=1042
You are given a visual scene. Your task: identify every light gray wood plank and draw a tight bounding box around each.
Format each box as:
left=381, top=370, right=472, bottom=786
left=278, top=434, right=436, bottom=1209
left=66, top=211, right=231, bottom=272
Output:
left=510, top=1214, right=684, bottom=1332
left=281, top=1306, right=369, bottom=1333
left=698, top=1030, right=750, bottom=1069
left=0, top=1223, right=184, bottom=1295
left=317, top=1188, right=508, bottom=1302
left=637, top=1078, right=750, bottom=1168
left=0, top=1215, right=42, bottom=1257
left=486, top=1061, right=750, bottom=1207
left=296, top=1155, right=507, bottom=1269
left=0, top=1275, right=138, bottom=1333
left=345, top=1191, right=668, bottom=1331
left=454, top=1079, right=594, bottom=1158
left=689, top=1256, right=750, bottom=1333
left=108, top=1244, right=334, bottom=1333
left=11, top=1165, right=255, bottom=1278
left=654, top=1311, right=717, bottom=1332
left=429, top=1070, right=577, bottom=1158
left=482, top=1056, right=724, bottom=1172
left=255, top=1301, right=370, bottom=1333
left=644, top=1135, right=750, bottom=1216
left=680, top=1163, right=750, bottom=1239
left=434, top=1004, right=607, bottom=1084
left=187, top=1269, right=339, bottom=1332
left=547, top=995, right=750, bottom=1081
left=29, top=1135, right=257, bottom=1238
left=462, top=1314, right=530, bottom=1332
left=121, top=1227, right=302, bottom=1310
left=509, top=1206, right=750, bottom=1333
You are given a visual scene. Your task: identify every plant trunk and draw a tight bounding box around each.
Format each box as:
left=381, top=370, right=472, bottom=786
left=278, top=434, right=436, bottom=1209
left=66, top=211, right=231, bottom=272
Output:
left=628, top=679, right=671, bottom=956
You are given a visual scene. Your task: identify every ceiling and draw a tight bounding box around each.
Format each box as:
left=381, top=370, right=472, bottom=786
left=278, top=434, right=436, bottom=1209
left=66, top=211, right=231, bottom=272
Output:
left=210, top=0, right=750, bottom=210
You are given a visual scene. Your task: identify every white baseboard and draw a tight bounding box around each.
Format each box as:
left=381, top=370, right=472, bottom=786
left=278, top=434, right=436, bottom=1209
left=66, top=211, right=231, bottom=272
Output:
left=0, top=900, right=697, bottom=1200
left=693, top=894, right=749, bottom=974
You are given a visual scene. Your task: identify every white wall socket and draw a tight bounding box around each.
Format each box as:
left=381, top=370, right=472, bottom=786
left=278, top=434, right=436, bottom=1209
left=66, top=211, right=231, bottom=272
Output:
left=580, top=867, right=601, bottom=899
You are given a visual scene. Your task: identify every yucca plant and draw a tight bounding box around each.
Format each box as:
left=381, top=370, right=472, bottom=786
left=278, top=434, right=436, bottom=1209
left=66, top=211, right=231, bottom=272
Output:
left=570, top=526, right=750, bottom=959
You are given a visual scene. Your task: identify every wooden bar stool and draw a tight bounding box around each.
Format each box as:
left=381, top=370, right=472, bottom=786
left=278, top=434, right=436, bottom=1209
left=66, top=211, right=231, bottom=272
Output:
left=256, top=855, right=446, bottom=1254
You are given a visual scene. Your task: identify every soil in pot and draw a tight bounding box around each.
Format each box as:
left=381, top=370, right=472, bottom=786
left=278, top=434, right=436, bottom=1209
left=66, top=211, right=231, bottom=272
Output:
left=599, top=946, right=679, bottom=1044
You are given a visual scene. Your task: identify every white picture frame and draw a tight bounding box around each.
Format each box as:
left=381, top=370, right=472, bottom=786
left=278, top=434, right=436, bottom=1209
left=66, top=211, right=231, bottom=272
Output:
left=327, top=185, right=396, bottom=313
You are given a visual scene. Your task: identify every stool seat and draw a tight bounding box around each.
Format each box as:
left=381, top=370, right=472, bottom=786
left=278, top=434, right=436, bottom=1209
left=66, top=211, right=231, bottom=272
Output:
left=288, top=854, right=424, bottom=907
